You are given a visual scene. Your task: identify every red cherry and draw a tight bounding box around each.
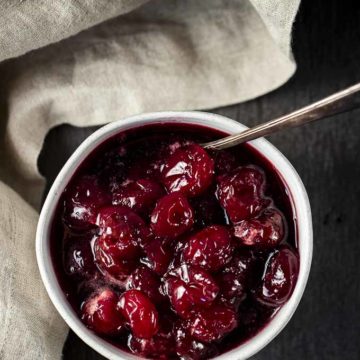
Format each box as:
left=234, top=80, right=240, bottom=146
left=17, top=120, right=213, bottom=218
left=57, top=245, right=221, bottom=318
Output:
left=182, top=225, right=234, bottom=271
left=216, top=166, right=269, bottom=223
left=112, top=179, right=164, bottom=215
left=96, top=205, right=149, bottom=258
left=187, top=304, right=237, bottom=343
left=118, top=290, right=159, bottom=339
left=63, top=175, right=110, bottom=231
left=174, top=322, right=218, bottom=360
left=81, top=288, right=123, bottom=336
left=164, top=264, right=219, bottom=318
left=126, top=266, right=165, bottom=304
left=141, top=237, right=172, bottom=275
left=161, top=144, right=214, bottom=197
left=128, top=332, right=175, bottom=359
left=97, top=205, right=149, bottom=241
left=94, top=239, right=137, bottom=279
left=150, top=193, right=194, bottom=238
left=256, top=246, right=299, bottom=307
left=96, top=228, right=139, bottom=261
left=94, top=206, right=150, bottom=278
left=234, top=208, right=285, bottom=248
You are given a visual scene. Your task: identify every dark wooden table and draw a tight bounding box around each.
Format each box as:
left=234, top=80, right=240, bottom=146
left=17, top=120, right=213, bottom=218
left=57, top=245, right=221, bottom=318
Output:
left=39, top=0, right=360, bottom=358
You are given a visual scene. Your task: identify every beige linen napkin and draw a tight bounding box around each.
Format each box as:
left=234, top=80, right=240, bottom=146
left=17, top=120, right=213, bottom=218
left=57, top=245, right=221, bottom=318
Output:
left=0, top=0, right=300, bottom=359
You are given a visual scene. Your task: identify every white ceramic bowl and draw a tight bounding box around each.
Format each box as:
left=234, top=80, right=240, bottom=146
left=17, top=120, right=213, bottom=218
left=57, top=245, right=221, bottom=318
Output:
left=36, top=111, right=312, bottom=360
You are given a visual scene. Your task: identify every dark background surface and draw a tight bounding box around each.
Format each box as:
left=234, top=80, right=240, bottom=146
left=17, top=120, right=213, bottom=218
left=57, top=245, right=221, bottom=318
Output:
left=39, top=0, right=360, bottom=359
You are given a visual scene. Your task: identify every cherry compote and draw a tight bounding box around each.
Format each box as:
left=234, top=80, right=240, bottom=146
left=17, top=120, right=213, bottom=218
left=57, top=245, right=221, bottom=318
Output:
left=51, top=123, right=299, bottom=359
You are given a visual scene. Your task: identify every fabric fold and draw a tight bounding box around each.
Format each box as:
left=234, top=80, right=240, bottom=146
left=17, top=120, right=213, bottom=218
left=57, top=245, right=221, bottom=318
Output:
left=0, top=0, right=149, bottom=62
left=0, top=181, right=68, bottom=360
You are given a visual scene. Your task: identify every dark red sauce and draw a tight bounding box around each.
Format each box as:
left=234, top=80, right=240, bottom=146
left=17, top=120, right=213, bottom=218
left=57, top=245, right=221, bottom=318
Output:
left=50, top=122, right=299, bottom=359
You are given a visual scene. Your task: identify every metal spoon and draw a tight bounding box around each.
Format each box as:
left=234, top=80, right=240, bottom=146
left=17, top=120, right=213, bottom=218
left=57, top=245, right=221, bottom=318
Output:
left=202, top=83, right=360, bottom=150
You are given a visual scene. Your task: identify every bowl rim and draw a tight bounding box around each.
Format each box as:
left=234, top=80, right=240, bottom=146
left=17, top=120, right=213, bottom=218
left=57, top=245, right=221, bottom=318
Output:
left=36, top=111, right=313, bottom=360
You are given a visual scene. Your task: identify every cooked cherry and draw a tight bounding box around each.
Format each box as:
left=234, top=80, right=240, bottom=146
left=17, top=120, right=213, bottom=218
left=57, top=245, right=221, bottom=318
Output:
left=81, top=288, right=123, bottom=335
left=234, top=208, right=285, bottom=248
left=174, top=322, right=218, bottom=360
left=63, top=175, right=110, bottom=231
left=182, top=225, right=233, bottom=271
left=94, top=239, right=137, bottom=279
left=63, top=235, right=96, bottom=279
left=96, top=229, right=139, bottom=262
left=187, top=304, right=237, bottom=343
left=126, top=265, right=165, bottom=304
left=151, top=193, right=194, bottom=238
left=141, top=237, right=172, bottom=275
left=96, top=205, right=150, bottom=258
left=94, top=207, right=144, bottom=278
left=161, top=144, right=214, bottom=197
left=97, top=205, right=149, bottom=240
left=216, top=166, right=269, bottom=223
left=112, top=179, right=164, bottom=215
left=164, top=264, right=219, bottom=318
left=118, top=289, right=159, bottom=339
left=256, top=246, right=299, bottom=307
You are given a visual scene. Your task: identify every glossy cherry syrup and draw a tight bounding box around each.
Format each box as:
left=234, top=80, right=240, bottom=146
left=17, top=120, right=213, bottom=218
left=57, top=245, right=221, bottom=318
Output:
left=50, top=123, right=299, bottom=359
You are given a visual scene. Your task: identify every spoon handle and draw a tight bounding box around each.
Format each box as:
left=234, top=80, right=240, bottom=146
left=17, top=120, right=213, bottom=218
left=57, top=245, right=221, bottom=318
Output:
left=202, top=83, right=360, bottom=150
